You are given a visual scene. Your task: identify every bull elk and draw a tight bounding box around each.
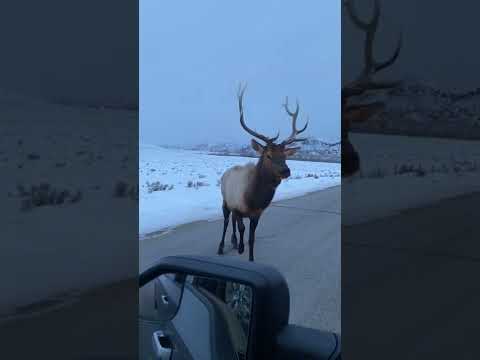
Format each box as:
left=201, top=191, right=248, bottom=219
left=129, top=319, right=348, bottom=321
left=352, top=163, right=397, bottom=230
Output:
left=342, top=0, right=402, bottom=177
left=217, top=85, right=309, bottom=261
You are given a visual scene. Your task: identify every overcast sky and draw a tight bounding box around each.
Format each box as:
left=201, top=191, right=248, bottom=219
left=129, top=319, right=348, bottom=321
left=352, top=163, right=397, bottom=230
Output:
left=0, top=0, right=477, bottom=117
left=342, top=1, right=480, bottom=91
left=140, top=0, right=340, bottom=146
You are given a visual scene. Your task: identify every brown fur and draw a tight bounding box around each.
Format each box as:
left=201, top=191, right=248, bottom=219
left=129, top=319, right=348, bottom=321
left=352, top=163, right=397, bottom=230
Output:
left=218, top=140, right=298, bottom=261
left=342, top=98, right=385, bottom=177
left=218, top=85, right=306, bottom=261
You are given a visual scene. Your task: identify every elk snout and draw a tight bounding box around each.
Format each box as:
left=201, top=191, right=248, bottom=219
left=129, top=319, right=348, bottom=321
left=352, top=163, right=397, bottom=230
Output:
left=342, top=139, right=360, bottom=177
left=280, top=167, right=291, bottom=178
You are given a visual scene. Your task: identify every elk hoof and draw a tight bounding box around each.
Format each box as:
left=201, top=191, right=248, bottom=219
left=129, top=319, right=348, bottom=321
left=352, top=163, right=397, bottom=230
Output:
left=238, top=243, right=244, bottom=254
left=249, top=256, right=254, bottom=262
left=231, top=237, right=238, bottom=249
left=217, top=247, right=224, bottom=255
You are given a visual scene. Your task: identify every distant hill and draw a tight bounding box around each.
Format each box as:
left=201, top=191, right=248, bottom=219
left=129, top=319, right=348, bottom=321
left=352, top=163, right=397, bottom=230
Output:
left=165, top=137, right=340, bottom=163
left=350, top=81, right=480, bottom=139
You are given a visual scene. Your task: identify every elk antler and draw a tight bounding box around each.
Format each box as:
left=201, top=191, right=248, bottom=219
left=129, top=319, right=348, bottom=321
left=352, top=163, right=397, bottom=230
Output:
left=342, top=0, right=402, bottom=99
left=280, top=96, right=309, bottom=146
left=237, top=84, right=280, bottom=144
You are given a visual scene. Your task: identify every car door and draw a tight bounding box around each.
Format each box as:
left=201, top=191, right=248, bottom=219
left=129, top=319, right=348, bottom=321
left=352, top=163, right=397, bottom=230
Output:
left=140, top=274, right=238, bottom=360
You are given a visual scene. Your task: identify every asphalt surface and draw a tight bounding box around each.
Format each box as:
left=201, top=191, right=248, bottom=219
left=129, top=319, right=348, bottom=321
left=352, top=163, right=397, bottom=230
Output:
left=0, top=279, right=138, bottom=359
left=140, top=185, right=342, bottom=334
left=3, top=189, right=479, bottom=358
left=343, top=191, right=480, bottom=359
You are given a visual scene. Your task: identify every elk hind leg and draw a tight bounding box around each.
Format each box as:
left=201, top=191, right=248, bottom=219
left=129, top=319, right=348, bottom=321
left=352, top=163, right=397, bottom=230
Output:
left=248, top=216, right=259, bottom=261
left=237, top=216, right=246, bottom=254
left=231, top=211, right=238, bottom=249
left=217, top=202, right=230, bottom=255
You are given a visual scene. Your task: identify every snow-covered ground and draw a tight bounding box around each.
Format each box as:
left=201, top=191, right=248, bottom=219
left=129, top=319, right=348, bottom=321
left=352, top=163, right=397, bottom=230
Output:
left=349, top=81, right=480, bottom=138
left=139, top=145, right=340, bottom=237
left=343, top=133, right=480, bottom=225
left=1, top=89, right=137, bottom=315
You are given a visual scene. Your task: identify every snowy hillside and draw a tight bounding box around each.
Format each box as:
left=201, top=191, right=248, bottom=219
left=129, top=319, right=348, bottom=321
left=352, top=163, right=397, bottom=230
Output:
left=165, top=136, right=341, bottom=163
left=1, top=89, right=137, bottom=315
left=343, top=133, right=480, bottom=225
left=350, top=81, right=480, bottom=139
left=139, top=145, right=340, bottom=236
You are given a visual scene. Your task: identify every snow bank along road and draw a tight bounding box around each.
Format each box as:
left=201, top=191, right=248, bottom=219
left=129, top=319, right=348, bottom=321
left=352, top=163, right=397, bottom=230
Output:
left=139, top=144, right=340, bottom=236
left=140, top=186, right=341, bottom=334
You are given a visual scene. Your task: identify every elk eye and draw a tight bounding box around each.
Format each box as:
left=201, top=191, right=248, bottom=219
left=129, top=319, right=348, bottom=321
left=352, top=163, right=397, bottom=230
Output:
left=266, top=154, right=272, bottom=159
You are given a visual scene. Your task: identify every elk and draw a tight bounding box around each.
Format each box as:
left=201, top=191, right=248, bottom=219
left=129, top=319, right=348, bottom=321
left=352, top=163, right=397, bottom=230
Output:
left=217, top=85, right=308, bottom=261
left=342, top=0, right=402, bottom=177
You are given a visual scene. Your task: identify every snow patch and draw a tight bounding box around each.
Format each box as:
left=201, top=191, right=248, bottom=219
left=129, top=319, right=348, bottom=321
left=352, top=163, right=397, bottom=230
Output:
left=139, top=145, right=340, bottom=236
left=343, top=133, right=480, bottom=225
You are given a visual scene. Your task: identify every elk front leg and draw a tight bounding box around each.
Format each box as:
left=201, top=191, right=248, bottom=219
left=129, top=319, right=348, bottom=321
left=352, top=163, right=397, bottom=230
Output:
left=217, top=202, right=230, bottom=255
left=237, top=216, right=245, bottom=254
left=231, top=211, right=238, bottom=249
left=248, top=216, right=259, bottom=261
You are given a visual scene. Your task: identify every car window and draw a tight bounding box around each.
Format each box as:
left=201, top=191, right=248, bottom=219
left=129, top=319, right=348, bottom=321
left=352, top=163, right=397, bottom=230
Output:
left=188, top=276, right=252, bottom=360
left=171, top=284, right=213, bottom=360
left=197, top=286, right=248, bottom=357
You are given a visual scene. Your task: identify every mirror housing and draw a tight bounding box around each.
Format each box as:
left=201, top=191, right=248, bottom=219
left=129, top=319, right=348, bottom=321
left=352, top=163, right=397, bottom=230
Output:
left=274, top=324, right=341, bottom=360
left=140, top=255, right=290, bottom=359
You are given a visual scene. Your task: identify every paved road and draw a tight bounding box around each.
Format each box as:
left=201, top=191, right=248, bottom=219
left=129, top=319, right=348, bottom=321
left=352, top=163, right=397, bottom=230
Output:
left=4, top=188, right=479, bottom=358
left=343, top=191, right=480, bottom=359
left=140, top=186, right=341, bottom=333
left=0, top=279, right=138, bottom=359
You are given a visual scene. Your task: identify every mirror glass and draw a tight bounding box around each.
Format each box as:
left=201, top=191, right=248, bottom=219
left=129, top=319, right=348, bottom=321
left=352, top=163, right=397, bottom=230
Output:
left=139, top=272, right=186, bottom=322
left=139, top=272, right=253, bottom=360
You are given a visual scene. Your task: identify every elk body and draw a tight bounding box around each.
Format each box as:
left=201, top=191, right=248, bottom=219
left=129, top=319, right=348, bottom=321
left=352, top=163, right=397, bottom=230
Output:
left=342, top=0, right=402, bottom=177
left=217, top=86, right=308, bottom=261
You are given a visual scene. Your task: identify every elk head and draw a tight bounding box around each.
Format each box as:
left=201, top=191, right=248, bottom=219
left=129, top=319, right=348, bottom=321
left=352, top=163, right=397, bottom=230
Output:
left=342, top=0, right=402, bottom=177
left=237, top=85, right=308, bottom=180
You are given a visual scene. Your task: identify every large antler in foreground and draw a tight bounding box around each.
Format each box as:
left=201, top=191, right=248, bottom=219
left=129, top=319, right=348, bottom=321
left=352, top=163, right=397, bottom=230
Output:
left=342, top=0, right=402, bottom=98
left=342, top=0, right=403, bottom=177
left=237, top=84, right=280, bottom=144
left=280, top=97, right=309, bottom=146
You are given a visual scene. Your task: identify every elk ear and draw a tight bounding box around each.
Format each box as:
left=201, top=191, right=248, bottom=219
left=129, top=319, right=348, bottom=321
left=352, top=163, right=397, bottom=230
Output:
left=251, top=139, right=265, bottom=154
left=345, top=102, right=385, bottom=123
left=284, top=147, right=300, bottom=157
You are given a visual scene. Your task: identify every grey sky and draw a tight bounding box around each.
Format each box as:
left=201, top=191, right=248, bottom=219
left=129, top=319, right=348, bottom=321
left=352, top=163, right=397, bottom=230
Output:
left=342, top=0, right=480, bottom=90
left=140, top=0, right=340, bottom=146
left=0, top=1, right=137, bottom=105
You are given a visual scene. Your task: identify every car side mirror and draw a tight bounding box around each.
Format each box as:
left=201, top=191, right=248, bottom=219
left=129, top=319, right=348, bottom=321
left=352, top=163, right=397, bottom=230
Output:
left=139, top=272, right=185, bottom=323
left=139, top=255, right=341, bottom=360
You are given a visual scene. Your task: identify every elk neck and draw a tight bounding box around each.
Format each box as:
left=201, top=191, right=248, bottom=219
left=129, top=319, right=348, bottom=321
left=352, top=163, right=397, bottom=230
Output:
left=245, top=155, right=281, bottom=212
